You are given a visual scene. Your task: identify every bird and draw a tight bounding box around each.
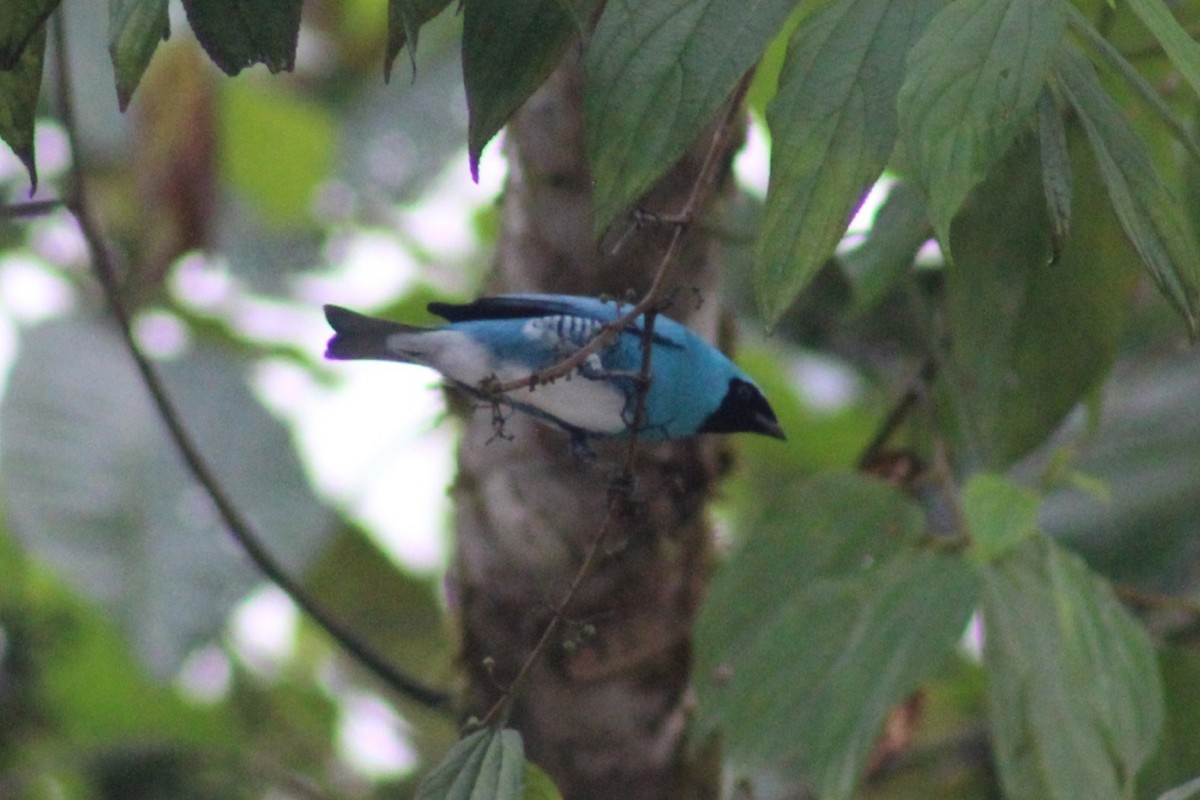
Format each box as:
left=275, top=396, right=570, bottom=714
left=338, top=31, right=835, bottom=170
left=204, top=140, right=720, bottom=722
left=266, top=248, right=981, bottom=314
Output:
left=323, top=294, right=785, bottom=455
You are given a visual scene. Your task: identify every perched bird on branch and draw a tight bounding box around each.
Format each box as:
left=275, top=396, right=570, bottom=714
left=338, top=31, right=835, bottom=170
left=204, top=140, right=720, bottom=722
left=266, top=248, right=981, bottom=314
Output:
left=324, top=294, right=785, bottom=455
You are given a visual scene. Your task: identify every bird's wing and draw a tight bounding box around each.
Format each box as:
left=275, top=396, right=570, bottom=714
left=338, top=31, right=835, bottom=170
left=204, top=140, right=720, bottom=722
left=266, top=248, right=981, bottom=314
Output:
left=427, top=294, right=619, bottom=323
left=428, top=294, right=686, bottom=349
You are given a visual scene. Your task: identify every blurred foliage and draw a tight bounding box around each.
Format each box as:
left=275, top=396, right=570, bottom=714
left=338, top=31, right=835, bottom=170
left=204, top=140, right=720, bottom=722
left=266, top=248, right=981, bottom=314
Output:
left=1, top=0, right=1200, bottom=798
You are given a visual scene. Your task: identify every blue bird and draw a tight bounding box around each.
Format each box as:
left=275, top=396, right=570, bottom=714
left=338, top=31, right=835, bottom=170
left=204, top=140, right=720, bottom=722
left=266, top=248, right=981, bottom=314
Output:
left=324, top=294, right=785, bottom=453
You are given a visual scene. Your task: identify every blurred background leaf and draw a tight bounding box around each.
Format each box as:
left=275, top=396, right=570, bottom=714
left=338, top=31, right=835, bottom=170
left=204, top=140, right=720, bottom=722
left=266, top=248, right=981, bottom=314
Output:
left=0, top=315, right=334, bottom=678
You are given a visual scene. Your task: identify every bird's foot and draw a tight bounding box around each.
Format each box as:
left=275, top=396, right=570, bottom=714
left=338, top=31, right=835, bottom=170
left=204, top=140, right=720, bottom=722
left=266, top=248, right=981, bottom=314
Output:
left=569, top=432, right=597, bottom=461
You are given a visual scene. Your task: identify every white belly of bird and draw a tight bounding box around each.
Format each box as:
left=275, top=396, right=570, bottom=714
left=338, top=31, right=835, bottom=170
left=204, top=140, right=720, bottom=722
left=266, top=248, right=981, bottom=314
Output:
left=408, top=330, right=629, bottom=435
left=505, top=373, right=629, bottom=435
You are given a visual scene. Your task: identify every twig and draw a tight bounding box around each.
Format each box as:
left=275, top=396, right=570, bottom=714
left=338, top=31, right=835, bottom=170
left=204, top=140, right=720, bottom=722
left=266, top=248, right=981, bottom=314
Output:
left=49, top=12, right=452, bottom=713
left=857, top=358, right=938, bottom=470
left=1115, top=584, right=1200, bottom=620
left=475, top=74, right=749, bottom=728
left=477, top=508, right=616, bottom=727
left=0, top=198, right=65, bottom=219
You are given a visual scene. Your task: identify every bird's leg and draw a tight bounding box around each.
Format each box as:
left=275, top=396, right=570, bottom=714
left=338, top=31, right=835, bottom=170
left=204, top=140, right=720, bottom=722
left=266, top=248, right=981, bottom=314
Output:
left=568, top=430, right=597, bottom=461
left=486, top=398, right=516, bottom=444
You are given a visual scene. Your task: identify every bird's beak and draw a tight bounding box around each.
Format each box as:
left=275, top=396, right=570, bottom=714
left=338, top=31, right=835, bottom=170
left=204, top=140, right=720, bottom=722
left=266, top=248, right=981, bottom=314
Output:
left=756, top=413, right=787, bottom=441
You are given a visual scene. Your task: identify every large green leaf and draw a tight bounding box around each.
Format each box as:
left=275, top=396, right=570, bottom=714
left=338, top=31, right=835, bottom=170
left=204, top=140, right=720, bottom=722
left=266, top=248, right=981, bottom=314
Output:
left=416, top=728, right=526, bottom=800
left=1056, top=46, right=1200, bottom=334
left=0, top=316, right=334, bottom=678
left=0, top=20, right=44, bottom=190
left=181, top=0, right=301, bottom=76
left=585, top=0, right=797, bottom=233
left=108, top=0, right=169, bottom=110
left=385, top=0, right=453, bottom=81
left=695, top=472, right=980, bottom=798
left=897, top=0, right=1065, bottom=247
left=982, top=537, right=1164, bottom=800
left=943, top=135, right=1137, bottom=467
left=753, top=0, right=940, bottom=326
left=463, top=0, right=596, bottom=180
left=0, top=0, right=58, bottom=69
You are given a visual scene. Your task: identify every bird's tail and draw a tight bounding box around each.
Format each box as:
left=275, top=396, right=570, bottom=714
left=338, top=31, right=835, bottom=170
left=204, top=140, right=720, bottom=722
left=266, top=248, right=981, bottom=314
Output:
left=324, top=305, right=426, bottom=362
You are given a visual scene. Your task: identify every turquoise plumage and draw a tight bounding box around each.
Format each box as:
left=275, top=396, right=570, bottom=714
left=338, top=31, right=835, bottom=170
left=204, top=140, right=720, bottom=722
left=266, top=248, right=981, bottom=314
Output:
left=324, top=294, right=785, bottom=452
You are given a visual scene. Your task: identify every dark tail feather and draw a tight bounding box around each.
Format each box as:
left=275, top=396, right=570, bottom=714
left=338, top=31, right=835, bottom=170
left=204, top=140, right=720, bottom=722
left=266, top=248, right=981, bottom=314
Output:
left=324, top=305, right=424, bottom=361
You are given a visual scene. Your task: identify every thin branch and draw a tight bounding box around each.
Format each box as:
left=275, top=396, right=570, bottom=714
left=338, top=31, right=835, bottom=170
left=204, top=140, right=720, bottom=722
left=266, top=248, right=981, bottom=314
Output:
left=857, top=357, right=938, bottom=471
left=0, top=198, right=65, bottom=219
left=476, top=74, right=750, bottom=729
left=1116, top=584, right=1200, bottom=620
left=49, top=13, right=452, bottom=714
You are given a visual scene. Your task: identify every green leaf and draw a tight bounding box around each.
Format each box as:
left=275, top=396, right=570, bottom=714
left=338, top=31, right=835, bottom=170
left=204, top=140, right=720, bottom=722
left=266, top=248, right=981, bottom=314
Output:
left=1055, top=46, right=1200, bottom=334
left=108, top=0, right=169, bottom=110
left=838, top=179, right=931, bottom=317
left=0, top=316, right=334, bottom=678
left=181, top=0, right=301, bottom=76
left=521, top=760, right=564, bottom=800
left=1037, top=87, right=1072, bottom=259
left=0, top=0, right=58, bottom=69
left=982, top=537, right=1164, bottom=800
left=385, top=0, right=453, bottom=82
left=218, top=79, right=337, bottom=225
left=753, top=0, right=940, bottom=327
left=463, top=0, right=596, bottom=181
left=416, top=728, right=525, bottom=800
left=585, top=0, right=796, bottom=233
left=696, top=472, right=980, bottom=798
left=962, top=474, right=1040, bottom=563
left=943, top=134, right=1137, bottom=467
left=897, top=0, right=1065, bottom=247
left=0, top=20, right=43, bottom=190
left=1126, top=0, right=1200, bottom=104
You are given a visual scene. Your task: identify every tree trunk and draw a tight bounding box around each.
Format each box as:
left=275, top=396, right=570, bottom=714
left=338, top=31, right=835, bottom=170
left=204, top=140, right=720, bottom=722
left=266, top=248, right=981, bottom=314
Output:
left=450, top=53, right=743, bottom=800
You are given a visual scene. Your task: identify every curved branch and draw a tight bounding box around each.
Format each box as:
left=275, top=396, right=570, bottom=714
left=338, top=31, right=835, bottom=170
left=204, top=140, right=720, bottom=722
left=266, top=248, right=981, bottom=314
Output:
left=0, top=198, right=65, bottom=219
left=48, top=13, right=451, bottom=713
